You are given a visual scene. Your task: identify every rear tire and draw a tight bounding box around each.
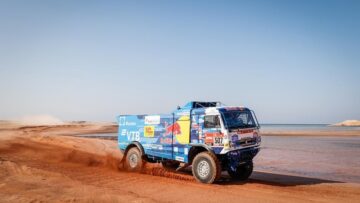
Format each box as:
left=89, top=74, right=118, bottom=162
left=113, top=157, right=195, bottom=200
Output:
left=125, top=147, right=143, bottom=172
left=192, top=151, right=221, bottom=184
left=227, top=161, right=253, bottom=181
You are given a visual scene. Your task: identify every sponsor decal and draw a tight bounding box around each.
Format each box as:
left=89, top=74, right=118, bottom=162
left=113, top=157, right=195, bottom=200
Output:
left=144, top=115, right=160, bottom=125
left=205, top=134, right=214, bottom=144
left=165, top=122, right=181, bottom=135
left=214, top=137, right=223, bottom=145
left=175, top=111, right=190, bottom=116
left=229, top=150, right=240, bottom=156
left=121, top=129, right=140, bottom=141
left=163, top=116, right=190, bottom=145
left=231, top=134, right=239, bottom=142
left=191, top=123, right=199, bottom=129
left=236, top=129, right=254, bottom=134
left=191, top=139, right=199, bottom=144
left=119, top=117, right=126, bottom=126
left=184, top=147, right=189, bottom=155
left=118, top=117, right=136, bottom=126
left=144, top=126, right=155, bottom=137
left=160, top=137, right=172, bottom=144
left=120, top=129, right=127, bottom=136
left=151, top=144, right=162, bottom=150
left=175, top=156, right=185, bottom=162
left=124, top=121, right=136, bottom=126
left=204, top=132, right=224, bottom=146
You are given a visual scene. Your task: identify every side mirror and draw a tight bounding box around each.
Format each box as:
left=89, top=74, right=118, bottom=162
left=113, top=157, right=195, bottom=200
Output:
left=177, top=105, right=181, bottom=110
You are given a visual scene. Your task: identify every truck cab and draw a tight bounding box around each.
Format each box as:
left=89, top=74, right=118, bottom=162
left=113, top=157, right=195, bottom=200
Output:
left=117, top=101, right=261, bottom=183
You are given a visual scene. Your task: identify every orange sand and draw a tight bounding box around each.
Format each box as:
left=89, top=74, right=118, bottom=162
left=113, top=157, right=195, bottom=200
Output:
left=0, top=123, right=359, bottom=202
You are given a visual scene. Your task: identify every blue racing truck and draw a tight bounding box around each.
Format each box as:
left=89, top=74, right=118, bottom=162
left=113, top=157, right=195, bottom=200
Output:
left=117, top=101, right=261, bottom=184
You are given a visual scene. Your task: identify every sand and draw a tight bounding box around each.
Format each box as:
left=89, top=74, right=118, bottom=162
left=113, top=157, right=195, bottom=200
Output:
left=0, top=123, right=359, bottom=202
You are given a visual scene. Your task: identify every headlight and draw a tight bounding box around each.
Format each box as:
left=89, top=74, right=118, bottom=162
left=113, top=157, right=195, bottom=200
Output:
left=223, top=139, right=230, bottom=149
left=253, top=132, right=261, bottom=143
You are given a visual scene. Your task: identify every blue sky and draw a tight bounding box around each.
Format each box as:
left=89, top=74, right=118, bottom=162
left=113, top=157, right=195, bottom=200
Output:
left=0, top=0, right=359, bottom=124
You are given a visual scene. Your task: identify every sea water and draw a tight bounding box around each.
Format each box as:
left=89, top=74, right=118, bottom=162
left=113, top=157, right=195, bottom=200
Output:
left=255, top=135, right=360, bottom=183
left=261, top=124, right=360, bottom=131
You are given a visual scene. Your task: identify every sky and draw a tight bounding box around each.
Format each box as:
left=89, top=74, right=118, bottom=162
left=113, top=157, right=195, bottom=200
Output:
left=0, top=0, right=359, bottom=124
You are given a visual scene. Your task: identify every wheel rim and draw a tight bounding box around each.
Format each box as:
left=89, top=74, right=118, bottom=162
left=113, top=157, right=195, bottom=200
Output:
left=128, top=153, right=138, bottom=168
left=197, top=160, right=210, bottom=179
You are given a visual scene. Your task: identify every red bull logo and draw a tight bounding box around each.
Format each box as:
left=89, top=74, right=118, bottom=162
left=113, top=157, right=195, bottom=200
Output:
left=165, top=122, right=181, bottom=135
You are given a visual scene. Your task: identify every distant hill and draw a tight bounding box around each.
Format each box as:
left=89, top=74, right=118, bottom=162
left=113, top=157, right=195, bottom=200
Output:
left=331, top=120, right=360, bottom=127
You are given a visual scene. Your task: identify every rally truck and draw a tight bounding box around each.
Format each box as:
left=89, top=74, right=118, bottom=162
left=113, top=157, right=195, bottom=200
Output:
left=117, top=101, right=261, bottom=184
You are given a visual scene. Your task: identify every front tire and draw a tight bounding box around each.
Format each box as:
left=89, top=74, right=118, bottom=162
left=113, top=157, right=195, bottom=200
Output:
left=125, top=147, right=143, bottom=172
left=192, top=152, right=221, bottom=184
left=227, top=161, right=253, bottom=181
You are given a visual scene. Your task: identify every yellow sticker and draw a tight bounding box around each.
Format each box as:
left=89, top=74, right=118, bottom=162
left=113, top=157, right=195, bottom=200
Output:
left=144, top=126, right=155, bottom=137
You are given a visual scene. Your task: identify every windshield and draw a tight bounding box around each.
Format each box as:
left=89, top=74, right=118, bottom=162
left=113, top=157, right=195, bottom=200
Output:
left=222, top=110, right=257, bottom=129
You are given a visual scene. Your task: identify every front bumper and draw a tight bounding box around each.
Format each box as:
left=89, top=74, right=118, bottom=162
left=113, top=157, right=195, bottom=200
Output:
left=225, top=147, right=260, bottom=170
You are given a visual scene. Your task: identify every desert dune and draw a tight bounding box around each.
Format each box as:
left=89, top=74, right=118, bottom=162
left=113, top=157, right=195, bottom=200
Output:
left=331, top=120, right=360, bottom=127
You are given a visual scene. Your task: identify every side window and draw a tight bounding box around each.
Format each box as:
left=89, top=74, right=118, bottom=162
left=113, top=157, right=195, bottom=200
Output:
left=204, top=115, right=221, bottom=128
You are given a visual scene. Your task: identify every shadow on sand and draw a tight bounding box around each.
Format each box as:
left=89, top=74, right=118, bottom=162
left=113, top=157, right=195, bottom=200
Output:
left=218, top=171, right=342, bottom=186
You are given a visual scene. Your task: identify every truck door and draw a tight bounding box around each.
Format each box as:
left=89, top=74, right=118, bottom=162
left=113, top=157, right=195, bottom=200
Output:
left=190, top=114, right=201, bottom=143
left=201, top=114, right=224, bottom=147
